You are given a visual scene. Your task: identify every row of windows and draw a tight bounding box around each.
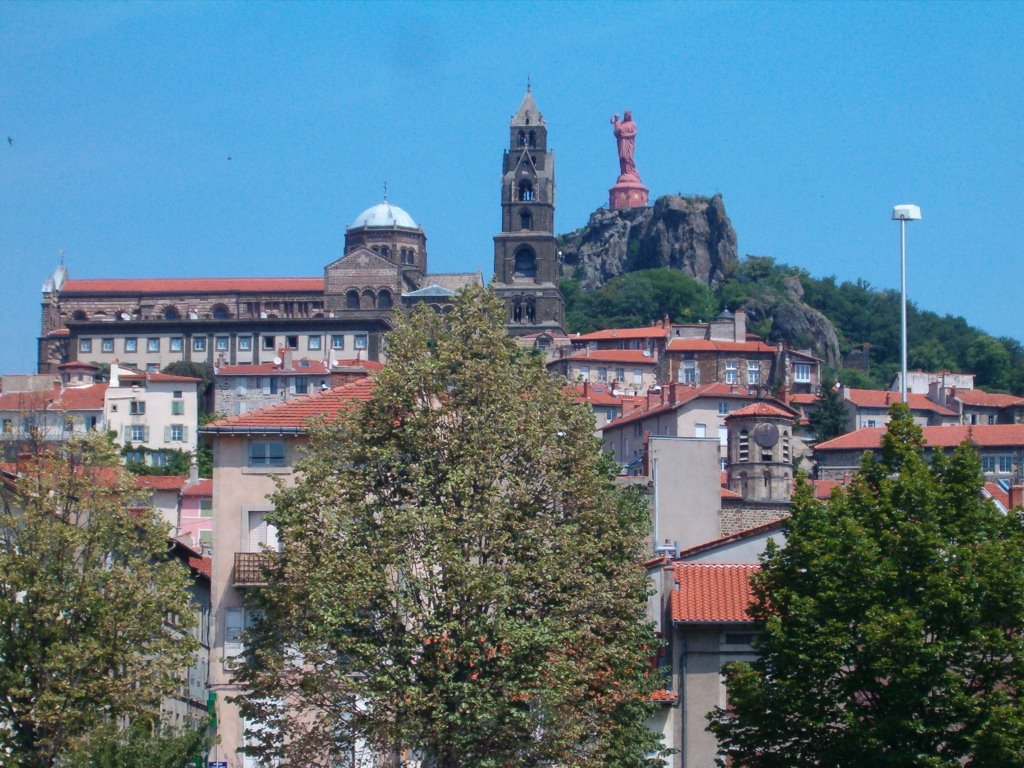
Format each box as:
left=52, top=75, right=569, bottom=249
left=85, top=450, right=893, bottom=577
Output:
left=736, top=428, right=792, bottom=463
left=981, top=455, right=1015, bottom=473
left=80, top=334, right=369, bottom=355
left=121, top=423, right=189, bottom=443
left=577, top=366, right=645, bottom=385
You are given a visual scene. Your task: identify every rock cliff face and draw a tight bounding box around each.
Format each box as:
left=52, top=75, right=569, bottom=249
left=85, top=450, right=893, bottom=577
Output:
left=743, top=276, right=842, bottom=369
left=557, top=194, right=739, bottom=291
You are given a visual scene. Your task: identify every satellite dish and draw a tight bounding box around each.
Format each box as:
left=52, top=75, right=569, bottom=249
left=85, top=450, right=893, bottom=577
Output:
left=330, top=359, right=340, bottom=368
left=754, top=423, right=780, bottom=448
left=272, top=356, right=283, bottom=366
left=120, top=313, right=130, bottom=321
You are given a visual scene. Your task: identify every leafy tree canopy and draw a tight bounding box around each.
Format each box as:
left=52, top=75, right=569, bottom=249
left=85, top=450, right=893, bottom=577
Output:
left=807, top=379, right=848, bottom=443
left=236, top=286, right=667, bottom=768
left=0, top=433, right=198, bottom=768
left=708, top=404, right=1024, bottom=767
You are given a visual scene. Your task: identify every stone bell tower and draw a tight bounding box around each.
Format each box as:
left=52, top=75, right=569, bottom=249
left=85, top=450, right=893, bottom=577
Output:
left=492, top=85, right=565, bottom=335
left=726, top=402, right=796, bottom=503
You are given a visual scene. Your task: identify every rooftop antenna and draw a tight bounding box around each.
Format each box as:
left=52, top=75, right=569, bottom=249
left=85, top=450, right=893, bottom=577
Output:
left=383, top=180, right=388, bottom=203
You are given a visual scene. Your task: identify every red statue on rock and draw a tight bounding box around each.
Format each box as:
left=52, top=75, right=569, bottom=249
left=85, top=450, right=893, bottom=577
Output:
left=608, top=110, right=649, bottom=209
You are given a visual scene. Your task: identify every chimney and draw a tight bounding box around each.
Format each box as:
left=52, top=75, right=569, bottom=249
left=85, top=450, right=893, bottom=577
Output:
left=283, top=348, right=294, bottom=370
left=669, top=383, right=679, bottom=405
left=734, top=308, right=746, bottom=342
left=109, top=362, right=120, bottom=388
left=582, top=380, right=590, bottom=398
left=187, top=462, right=199, bottom=487
left=1010, top=485, right=1024, bottom=510
left=276, top=346, right=286, bottom=369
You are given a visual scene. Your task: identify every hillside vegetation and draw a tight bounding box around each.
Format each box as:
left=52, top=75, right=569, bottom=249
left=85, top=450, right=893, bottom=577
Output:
left=560, top=257, right=1024, bottom=394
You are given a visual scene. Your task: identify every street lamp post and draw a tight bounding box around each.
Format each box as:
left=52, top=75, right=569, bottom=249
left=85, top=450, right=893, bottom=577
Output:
left=892, top=204, right=922, bottom=403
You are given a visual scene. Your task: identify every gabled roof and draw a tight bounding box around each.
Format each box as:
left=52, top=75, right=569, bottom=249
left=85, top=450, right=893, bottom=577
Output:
left=676, top=520, right=786, bottom=560
left=954, top=390, right=1024, bottom=408
left=725, top=402, right=796, bottom=420
left=983, top=481, right=1010, bottom=511
left=201, top=377, right=376, bottom=433
left=424, top=272, right=485, bottom=291
left=61, top=277, right=324, bottom=295
left=564, top=383, right=642, bottom=408
left=572, top=326, right=669, bottom=342
left=0, top=384, right=107, bottom=413
left=672, top=563, right=758, bottom=623
left=135, top=475, right=188, bottom=492
left=815, top=423, right=1024, bottom=451
left=182, top=478, right=213, bottom=498
left=666, top=338, right=776, bottom=354
left=403, top=285, right=455, bottom=298
left=844, top=388, right=956, bottom=416
left=555, top=350, right=659, bottom=365
left=601, top=383, right=784, bottom=432
left=788, top=393, right=821, bottom=405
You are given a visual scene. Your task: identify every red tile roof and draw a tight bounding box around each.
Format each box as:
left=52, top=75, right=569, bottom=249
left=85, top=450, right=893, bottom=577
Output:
left=135, top=475, right=188, bottom=491
left=844, top=388, right=956, bottom=416
left=666, top=338, right=776, bottom=354
left=61, top=277, right=324, bottom=294
left=602, top=383, right=785, bottom=432
left=725, top=402, right=796, bottom=420
left=117, top=372, right=201, bottom=384
left=954, top=390, right=1024, bottom=408
left=815, top=423, right=1024, bottom=451
left=564, top=383, right=643, bottom=408
left=203, top=377, right=376, bottom=432
left=0, top=384, right=107, bottom=412
left=558, top=350, right=659, bottom=365
left=788, top=393, right=821, bottom=405
left=672, top=563, right=758, bottom=623
left=573, top=326, right=669, bottom=342
left=181, top=478, right=213, bottom=497
left=983, top=481, right=1010, bottom=509
left=188, top=553, right=212, bottom=577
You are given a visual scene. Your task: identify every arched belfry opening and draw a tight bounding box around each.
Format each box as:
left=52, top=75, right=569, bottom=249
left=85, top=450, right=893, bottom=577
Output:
left=514, top=246, right=536, bottom=278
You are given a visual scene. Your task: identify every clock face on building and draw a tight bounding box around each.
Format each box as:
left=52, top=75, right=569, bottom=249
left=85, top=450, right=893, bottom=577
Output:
left=754, top=423, right=780, bottom=448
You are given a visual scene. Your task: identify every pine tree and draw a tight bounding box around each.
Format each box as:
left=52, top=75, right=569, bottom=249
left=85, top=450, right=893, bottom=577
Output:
left=237, top=286, right=667, bottom=767
left=0, top=433, right=199, bottom=768
left=708, top=404, right=1024, bottom=767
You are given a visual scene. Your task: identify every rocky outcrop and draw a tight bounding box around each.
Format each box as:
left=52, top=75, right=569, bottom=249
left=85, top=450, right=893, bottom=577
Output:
left=558, top=194, right=739, bottom=290
left=742, top=276, right=842, bottom=369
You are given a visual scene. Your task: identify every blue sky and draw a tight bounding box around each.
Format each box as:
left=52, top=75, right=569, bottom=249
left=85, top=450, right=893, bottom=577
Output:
left=2, top=1, right=1021, bottom=373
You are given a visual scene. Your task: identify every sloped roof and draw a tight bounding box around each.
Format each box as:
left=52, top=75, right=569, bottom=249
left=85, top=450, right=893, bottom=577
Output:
left=564, top=383, right=644, bottom=409
left=672, top=562, right=758, bottom=623
left=954, top=390, right=1024, bottom=408
left=788, top=393, right=821, bottom=405
left=135, top=475, right=188, bottom=492
left=983, top=481, right=1010, bottom=510
left=845, top=388, right=956, bottom=416
left=403, top=285, right=455, bottom=298
left=602, top=383, right=784, bottom=432
left=61, top=277, right=324, bottom=295
left=676, top=520, right=786, bottom=560
left=725, top=402, right=796, bottom=420
left=424, top=272, right=485, bottom=291
left=117, top=371, right=201, bottom=384
left=202, top=377, right=376, bottom=433
left=0, top=384, right=107, bottom=412
left=815, top=423, right=1024, bottom=451
left=573, top=326, right=669, bottom=342
left=666, top=339, right=776, bottom=354
left=182, top=478, right=213, bottom=498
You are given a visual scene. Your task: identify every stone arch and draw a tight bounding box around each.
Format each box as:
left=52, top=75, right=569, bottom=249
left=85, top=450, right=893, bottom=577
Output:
left=360, top=289, right=376, bottom=310
left=518, top=180, right=534, bottom=201
left=380, top=246, right=390, bottom=259
left=525, top=297, right=536, bottom=323
left=346, top=290, right=360, bottom=310
left=378, top=289, right=393, bottom=310
left=163, top=305, right=180, bottom=320
left=514, top=246, right=536, bottom=278
left=72, top=310, right=88, bottom=321
left=512, top=297, right=523, bottom=323
left=211, top=304, right=230, bottom=320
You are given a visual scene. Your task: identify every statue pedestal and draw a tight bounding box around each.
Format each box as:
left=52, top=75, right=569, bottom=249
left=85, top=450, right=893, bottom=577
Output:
left=609, top=177, right=649, bottom=210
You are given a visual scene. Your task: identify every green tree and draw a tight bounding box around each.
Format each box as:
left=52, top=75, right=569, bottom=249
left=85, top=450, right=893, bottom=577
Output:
left=161, top=361, right=214, bottom=415
left=0, top=433, right=198, bottom=768
left=807, top=382, right=848, bottom=443
left=59, top=718, right=210, bottom=768
left=708, top=404, right=1024, bottom=767
left=237, top=287, right=667, bottom=767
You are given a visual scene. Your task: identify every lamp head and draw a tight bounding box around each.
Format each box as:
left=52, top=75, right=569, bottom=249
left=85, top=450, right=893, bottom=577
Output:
left=892, top=204, right=922, bottom=221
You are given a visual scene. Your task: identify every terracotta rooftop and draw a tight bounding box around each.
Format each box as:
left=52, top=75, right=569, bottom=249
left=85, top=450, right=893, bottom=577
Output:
left=202, top=377, right=376, bottom=433
left=564, top=383, right=643, bottom=408
left=672, top=562, right=758, bottom=623
left=602, top=383, right=785, bottom=432
left=666, top=338, right=777, bottom=354
left=135, top=475, right=188, bottom=492
left=117, top=371, right=202, bottom=384
left=953, top=390, right=1024, bottom=408
left=181, top=478, right=213, bottom=497
left=983, top=481, right=1010, bottom=510
left=725, top=402, right=796, bottom=420
left=61, top=277, right=324, bottom=294
left=676, top=520, right=786, bottom=560
left=0, top=383, right=107, bottom=412
left=573, top=326, right=669, bottom=342
left=815, top=423, right=1024, bottom=451
left=844, top=388, right=957, bottom=416
left=788, top=393, right=821, bottom=405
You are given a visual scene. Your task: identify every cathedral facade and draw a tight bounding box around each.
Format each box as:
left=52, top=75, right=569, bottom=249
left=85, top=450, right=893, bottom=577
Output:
left=37, top=89, right=565, bottom=374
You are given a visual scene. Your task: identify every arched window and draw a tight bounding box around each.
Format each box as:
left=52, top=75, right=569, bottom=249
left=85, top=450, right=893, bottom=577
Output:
left=72, top=310, right=88, bottom=321
left=518, top=130, right=526, bottom=146
left=738, top=429, right=749, bottom=462
left=163, top=306, right=180, bottom=320
left=212, top=304, right=230, bottom=320
left=346, top=290, right=360, bottom=310
left=518, top=180, right=534, bottom=202
left=520, top=210, right=532, bottom=230
left=512, top=299, right=523, bottom=323
left=528, top=130, right=536, bottom=148
left=525, top=298, right=536, bottom=323
left=380, top=246, right=390, bottom=259
left=378, top=290, right=393, bottom=310
left=763, top=471, right=771, bottom=489
left=360, top=289, right=376, bottom=310
left=783, top=430, right=791, bottom=463
left=514, top=247, right=536, bottom=278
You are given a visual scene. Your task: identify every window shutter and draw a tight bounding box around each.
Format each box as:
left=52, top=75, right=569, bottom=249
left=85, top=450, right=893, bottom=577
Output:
left=123, top=426, right=131, bottom=442
left=164, top=426, right=171, bottom=442
left=182, top=426, right=189, bottom=443
left=224, top=607, right=244, bottom=658
left=143, top=426, right=150, bottom=442
left=248, top=511, right=267, bottom=552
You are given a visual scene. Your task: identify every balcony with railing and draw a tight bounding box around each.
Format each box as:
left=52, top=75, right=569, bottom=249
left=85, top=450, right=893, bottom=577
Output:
left=233, top=551, right=275, bottom=587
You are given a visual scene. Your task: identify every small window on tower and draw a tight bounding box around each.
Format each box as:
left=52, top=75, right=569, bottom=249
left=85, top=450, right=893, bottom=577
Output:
left=520, top=210, right=532, bottom=230
left=518, top=180, right=534, bottom=202
left=528, top=130, right=536, bottom=148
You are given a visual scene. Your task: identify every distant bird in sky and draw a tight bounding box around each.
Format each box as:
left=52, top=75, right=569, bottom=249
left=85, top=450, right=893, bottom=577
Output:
left=6, top=137, right=11, bottom=146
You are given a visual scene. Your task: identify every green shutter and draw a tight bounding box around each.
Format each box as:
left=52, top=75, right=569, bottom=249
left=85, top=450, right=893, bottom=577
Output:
left=123, top=426, right=131, bottom=443
left=143, top=426, right=150, bottom=442
left=164, top=426, right=171, bottom=443
left=182, top=425, right=189, bottom=443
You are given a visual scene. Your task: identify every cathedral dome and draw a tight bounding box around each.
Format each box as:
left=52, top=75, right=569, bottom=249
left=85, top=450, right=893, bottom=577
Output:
left=349, top=201, right=419, bottom=230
